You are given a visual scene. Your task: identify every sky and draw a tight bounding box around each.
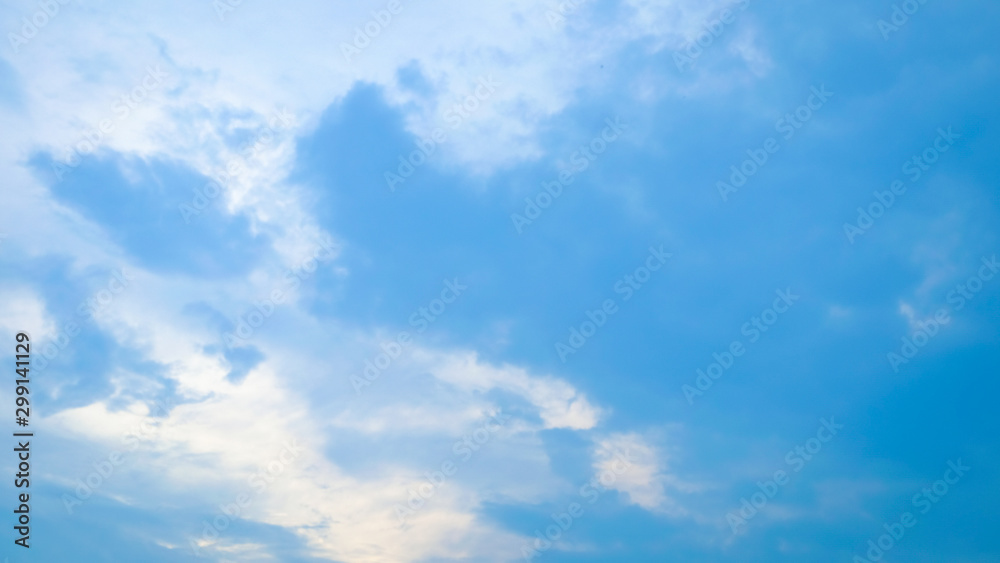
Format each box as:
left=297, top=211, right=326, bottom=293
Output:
left=0, top=0, right=998, bottom=561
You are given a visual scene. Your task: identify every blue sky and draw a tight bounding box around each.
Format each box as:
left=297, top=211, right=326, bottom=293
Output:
left=1, top=0, right=998, bottom=561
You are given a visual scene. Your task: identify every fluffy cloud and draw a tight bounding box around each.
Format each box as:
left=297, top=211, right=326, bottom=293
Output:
left=0, top=1, right=772, bottom=560
left=592, top=432, right=691, bottom=516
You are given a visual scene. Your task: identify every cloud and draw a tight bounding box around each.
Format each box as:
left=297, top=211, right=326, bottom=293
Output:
left=418, top=350, right=602, bottom=430
left=39, top=314, right=605, bottom=561
left=0, top=285, right=56, bottom=341
left=0, top=1, right=787, bottom=560
left=3, top=0, right=764, bottom=183
left=592, top=432, right=690, bottom=516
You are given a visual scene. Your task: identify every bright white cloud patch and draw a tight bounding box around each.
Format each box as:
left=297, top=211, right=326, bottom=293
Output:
left=592, top=432, right=689, bottom=516
left=420, top=351, right=602, bottom=430
left=0, top=286, right=55, bottom=342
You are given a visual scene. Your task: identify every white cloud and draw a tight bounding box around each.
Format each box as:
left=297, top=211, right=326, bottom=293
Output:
left=592, top=432, right=690, bottom=516
left=0, top=2, right=767, bottom=559
left=38, top=303, right=604, bottom=561
left=0, top=0, right=768, bottom=280
left=418, top=350, right=601, bottom=430
left=0, top=286, right=56, bottom=342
